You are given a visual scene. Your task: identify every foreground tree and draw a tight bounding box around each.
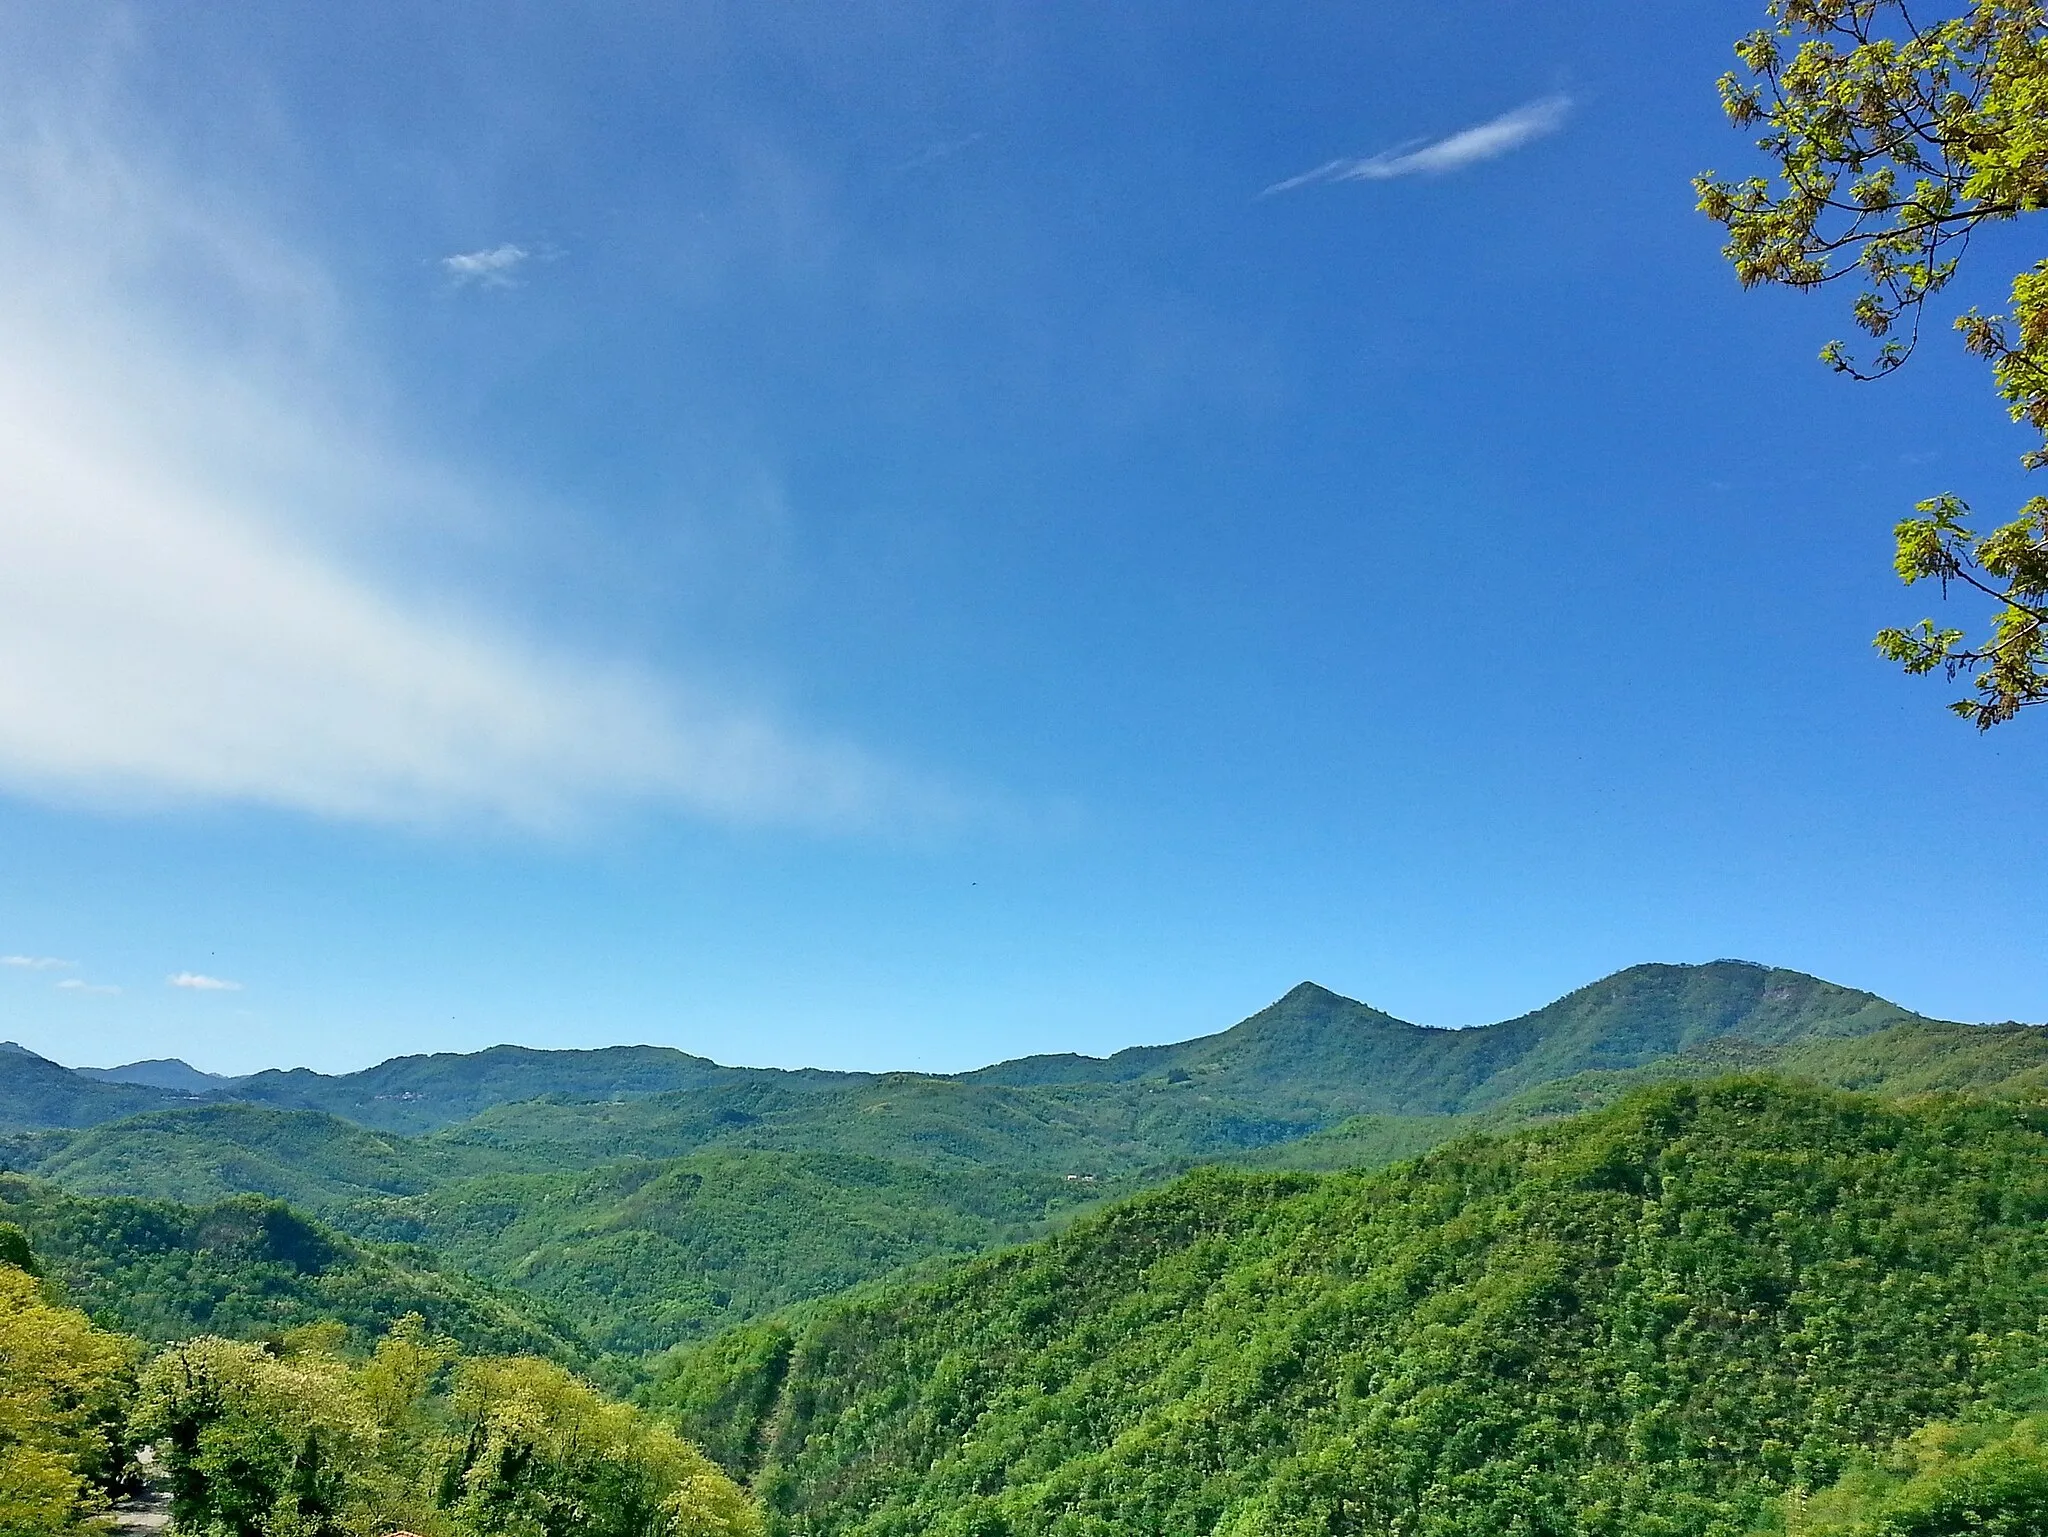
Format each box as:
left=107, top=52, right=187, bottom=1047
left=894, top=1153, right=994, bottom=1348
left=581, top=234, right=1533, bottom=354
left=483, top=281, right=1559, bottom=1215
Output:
left=1696, top=0, right=2048, bottom=725
left=134, top=1321, right=760, bottom=1537
left=443, top=1357, right=761, bottom=1537
left=0, top=1242, right=136, bottom=1534
left=133, top=1335, right=379, bottom=1537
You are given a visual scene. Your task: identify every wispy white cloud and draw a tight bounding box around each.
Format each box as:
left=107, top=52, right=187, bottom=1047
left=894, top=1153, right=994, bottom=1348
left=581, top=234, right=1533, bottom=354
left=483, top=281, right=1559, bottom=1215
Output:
left=1262, top=95, right=1572, bottom=196
left=893, top=133, right=985, bottom=176
left=1, top=955, right=74, bottom=969
left=0, top=64, right=938, bottom=835
left=57, top=978, right=120, bottom=995
left=168, top=972, right=241, bottom=991
left=440, top=243, right=531, bottom=286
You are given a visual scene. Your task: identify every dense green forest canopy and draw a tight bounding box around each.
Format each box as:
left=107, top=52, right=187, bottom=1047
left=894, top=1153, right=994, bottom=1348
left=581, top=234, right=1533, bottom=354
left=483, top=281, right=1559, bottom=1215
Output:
left=650, top=1080, right=2048, bottom=1537
left=134, top=1322, right=761, bottom=1537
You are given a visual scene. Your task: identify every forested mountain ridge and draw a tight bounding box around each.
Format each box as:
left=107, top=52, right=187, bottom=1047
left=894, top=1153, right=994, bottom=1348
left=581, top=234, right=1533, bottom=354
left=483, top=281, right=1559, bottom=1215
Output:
left=0, top=1042, right=199, bottom=1130
left=967, top=961, right=1928, bottom=1112
left=649, top=1080, right=2048, bottom=1537
left=0, top=960, right=1942, bottom=1138
left=0, top=961, right=1998, bottom=1357
left=76, top=1057, right=239, bottom=1092
left=0, top=1106, right=1107, bottom=1352
left=0, top=1040, right=877, bottom=1135
left=221, top=1044, right=877, bottom=1134
left=1243, top=1014, right=2048, bottom=1173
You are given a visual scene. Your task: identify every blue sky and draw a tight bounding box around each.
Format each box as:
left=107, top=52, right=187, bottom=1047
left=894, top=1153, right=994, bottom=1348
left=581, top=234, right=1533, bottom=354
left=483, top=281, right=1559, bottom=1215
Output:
left=0, top=1, right=2041, bottom=1075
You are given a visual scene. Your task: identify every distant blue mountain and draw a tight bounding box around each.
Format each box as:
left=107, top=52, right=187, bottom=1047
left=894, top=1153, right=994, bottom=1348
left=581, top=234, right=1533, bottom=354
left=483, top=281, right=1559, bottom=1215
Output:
left=77, top=1058, right=242, bottom=1093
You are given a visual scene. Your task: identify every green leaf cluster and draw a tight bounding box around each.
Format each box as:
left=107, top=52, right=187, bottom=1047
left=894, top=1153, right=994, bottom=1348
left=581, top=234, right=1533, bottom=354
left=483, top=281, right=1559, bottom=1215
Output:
left=1699, top=1, right=2048, bottom=724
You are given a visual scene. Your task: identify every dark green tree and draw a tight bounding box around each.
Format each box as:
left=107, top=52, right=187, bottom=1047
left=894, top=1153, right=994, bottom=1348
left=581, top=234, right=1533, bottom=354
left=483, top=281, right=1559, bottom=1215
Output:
left=1697, top=0, right=2048, bottom=725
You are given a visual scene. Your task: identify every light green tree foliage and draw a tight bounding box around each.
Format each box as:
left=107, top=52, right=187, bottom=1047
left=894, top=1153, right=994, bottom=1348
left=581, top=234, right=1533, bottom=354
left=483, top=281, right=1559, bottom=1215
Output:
left=0, top=1250, right=135, bottom=1535
left=1697, top=1, right=2048, bottom=726
left=1778, top=1408, right=2048, bottom=1534
left=133, top=1335, right=381, bottom=1537
left=133, top=1320, right=759, bottom=1537
left=444, top=1357, right=761, bottom=1537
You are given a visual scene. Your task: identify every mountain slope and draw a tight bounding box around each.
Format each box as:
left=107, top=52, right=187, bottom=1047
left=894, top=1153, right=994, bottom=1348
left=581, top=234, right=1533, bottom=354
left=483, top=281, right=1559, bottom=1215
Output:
left=347, top=1150, right=1093, bottom=1354
left=1, top=1104, right=1107, bottom=1353
left=0, top=1173, right=586, bottom=1360
left=0, top=1042, right=191, bottom=1130
left=967, top=961, right=1928, bottom=1114
left=1244, top=1016, right=2048, bottom=1174
left=431, top=1070, right=1334, bottom=1178
left=2, top=1104, right=509, bottom=1208
left=651, top=1081, right=2048, bottom=1537
left=0, top=961, right=1939, bottom=1140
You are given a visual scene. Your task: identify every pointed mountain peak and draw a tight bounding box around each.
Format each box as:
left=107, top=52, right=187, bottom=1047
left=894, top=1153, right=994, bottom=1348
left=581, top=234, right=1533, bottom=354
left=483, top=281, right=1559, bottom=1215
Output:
left=1257, top=981, right=1405, bottom=1024
left=1275, top=981, right=1347, bottom=1005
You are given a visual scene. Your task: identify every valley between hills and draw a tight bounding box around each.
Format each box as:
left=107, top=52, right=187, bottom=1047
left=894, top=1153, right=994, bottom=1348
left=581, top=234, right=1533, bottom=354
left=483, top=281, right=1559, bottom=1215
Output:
left=4, top=958, right=2046, bottom=1536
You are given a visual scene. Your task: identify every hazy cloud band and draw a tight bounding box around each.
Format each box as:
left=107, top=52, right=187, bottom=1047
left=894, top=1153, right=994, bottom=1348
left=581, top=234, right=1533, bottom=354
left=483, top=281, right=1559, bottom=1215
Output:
left=0, top=63, right=937, bottom=835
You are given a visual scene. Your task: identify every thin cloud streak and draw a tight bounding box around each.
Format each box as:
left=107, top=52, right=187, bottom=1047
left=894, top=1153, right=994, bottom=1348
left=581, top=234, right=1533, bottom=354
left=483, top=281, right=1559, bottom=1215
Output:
left=1, top=955, right=74, bottom=969
left=56, top=978, right=119, bottom=994
left=168, top=972, right=241, bottom=991
left=441, top=242, right=530, bottom=285
left=1262, top=94, right=1572, bottom=196
left=893, top=132, right=985, bottom=176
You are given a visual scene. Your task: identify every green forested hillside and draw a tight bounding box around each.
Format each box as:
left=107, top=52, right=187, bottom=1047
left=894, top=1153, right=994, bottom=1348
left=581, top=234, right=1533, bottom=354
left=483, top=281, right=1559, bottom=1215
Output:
left=0, top=962, right=2011, bottom=1370
left=0, top=1249, right=762, bottom=1537
left=1, top=1107, right=1105, bottom=1353
left=0, top=962, right=1940, bottom=1142
left=431, top=1070, right=1325, bottom=1177
left=77, top=1056, right=240, bottom=1091
left=1, top=1104, right=507, bottom=1209
left=0, top=1174, right=585, bottom=1360
left=650, top=1081, right=2048, bottom=1537
left=423, top=962, right=1946, bottom=1179
left=1245, top=1017, right=2048, bottom=1173
left=346, top=1151, right=1092, bottom=1354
